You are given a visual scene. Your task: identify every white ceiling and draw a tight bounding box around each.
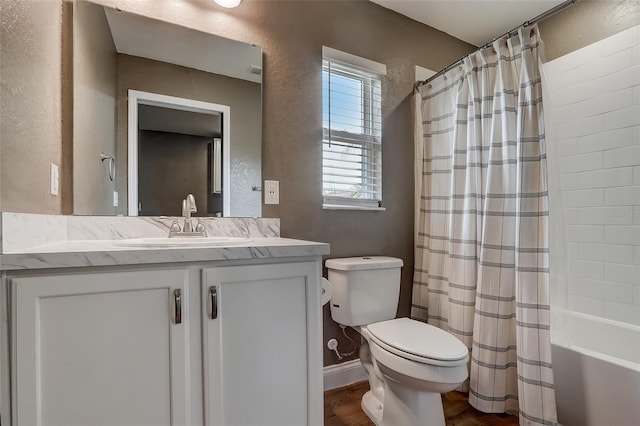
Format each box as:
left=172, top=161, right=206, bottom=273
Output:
left=370, top=0, right=566, bottom=46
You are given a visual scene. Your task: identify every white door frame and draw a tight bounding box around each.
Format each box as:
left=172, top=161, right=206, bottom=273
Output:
left=128, top=89, right=231, bottom=216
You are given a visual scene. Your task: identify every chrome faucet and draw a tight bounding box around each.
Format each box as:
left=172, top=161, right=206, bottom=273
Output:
left=168, top=194, right=207, bottom=237
left=182, top=194, right=197, bottom=232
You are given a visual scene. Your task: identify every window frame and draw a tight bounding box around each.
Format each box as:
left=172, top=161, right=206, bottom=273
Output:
left=321, top=47, right=386, bottom=211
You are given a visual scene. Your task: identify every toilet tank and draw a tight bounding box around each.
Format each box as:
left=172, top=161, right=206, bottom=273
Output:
left=326, top=256, right=403, bottom=326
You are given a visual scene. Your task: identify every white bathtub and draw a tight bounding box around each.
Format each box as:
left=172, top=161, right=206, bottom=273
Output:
left=552, top=311, right=640, bottom=426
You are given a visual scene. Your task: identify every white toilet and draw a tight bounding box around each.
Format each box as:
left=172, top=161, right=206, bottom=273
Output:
left=326, top=256, right=469, bottom=426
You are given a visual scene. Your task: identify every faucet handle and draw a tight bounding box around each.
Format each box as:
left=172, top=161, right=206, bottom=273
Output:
left=169, top=218, right=181, bottom=232
left=195, top=219, right=206, bottom=236
left=168, top=218, right=182, bottom=238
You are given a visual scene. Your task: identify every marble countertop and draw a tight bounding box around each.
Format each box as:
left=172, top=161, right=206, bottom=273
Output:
left=0, top=238, right=330, bottom=271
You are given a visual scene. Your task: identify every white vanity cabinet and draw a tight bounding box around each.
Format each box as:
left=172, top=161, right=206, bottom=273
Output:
left=202, top=262, right=322, bottom=426
left=3, top=256, right=323, bottom=426
left=10, top=269, right=191, bottom=426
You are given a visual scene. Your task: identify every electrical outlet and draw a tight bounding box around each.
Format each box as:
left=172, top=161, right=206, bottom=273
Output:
left=50, top=163, right=59, bottom=196
left=113, top=191, right=119, bottom=207
left=264, top=180, right=279, bottom=204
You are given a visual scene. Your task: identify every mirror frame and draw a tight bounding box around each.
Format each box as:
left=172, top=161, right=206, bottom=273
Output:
left=127, top=90, right=232, bottom=216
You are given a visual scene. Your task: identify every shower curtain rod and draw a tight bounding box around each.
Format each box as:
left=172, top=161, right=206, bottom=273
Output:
left=417, top=0, right=577, bottom=87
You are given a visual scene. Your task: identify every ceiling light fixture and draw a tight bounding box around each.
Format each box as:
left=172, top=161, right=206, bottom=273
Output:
left=214, top=0, right=242, bottom=8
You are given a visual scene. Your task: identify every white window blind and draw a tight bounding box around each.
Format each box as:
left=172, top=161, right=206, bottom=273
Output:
left=322, top=48, right=384, bottom=210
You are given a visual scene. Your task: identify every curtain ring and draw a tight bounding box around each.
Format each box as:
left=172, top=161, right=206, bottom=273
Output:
left=427, top=83, right=432, bottom=89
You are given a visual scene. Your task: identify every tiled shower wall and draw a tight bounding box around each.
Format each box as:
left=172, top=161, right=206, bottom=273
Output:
left=544, top=25, right=640, bottom=326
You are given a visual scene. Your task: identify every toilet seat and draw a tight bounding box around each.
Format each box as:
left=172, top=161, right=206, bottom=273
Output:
left=366, top=318, right=468, bottom=367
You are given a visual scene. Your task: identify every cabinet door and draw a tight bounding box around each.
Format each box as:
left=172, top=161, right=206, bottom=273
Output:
left=12, top=269, right=190, bottom=426
left=202, top=261, right=322, bottom=426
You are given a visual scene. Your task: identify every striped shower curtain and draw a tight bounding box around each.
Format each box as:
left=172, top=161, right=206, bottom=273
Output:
left=412, top=26, right=557, bottom=425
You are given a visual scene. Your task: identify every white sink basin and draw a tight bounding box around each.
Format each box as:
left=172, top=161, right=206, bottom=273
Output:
left=115, top=237, right=253, bottom=248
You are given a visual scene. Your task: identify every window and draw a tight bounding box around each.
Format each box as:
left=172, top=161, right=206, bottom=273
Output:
left=322, top=47, right=386, bottom=210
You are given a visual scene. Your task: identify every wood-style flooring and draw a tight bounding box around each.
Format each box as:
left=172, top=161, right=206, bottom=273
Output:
left=324, top=381, right=519, bottom=426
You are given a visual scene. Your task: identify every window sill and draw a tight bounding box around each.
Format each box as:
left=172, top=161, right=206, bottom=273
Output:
left=322, top=204, right=386, bottom=212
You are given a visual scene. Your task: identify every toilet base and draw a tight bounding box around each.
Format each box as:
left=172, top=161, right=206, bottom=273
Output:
left=361, top=390, right=383, bottom=426
left=361, top=381, right=446, bottom=426
left=380, top=379, right=446, bottom=426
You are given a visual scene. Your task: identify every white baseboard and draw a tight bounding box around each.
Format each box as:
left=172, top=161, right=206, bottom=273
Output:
left=323, top=359, right=367, bottom=391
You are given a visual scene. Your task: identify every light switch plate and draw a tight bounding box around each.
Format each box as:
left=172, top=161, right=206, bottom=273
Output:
left=264, top=180, right=279, bottom=204
left=50, top=163, right=59, bottom=196
left=113, top=191, right=119, bottom=207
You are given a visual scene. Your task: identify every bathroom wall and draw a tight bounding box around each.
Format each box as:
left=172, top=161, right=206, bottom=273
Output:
left=544, top=24, right=640, bottom=325
left=539, top=0, right=640, bottom=61
left=539, top=0, right=640, bottom=327
left=0, top=0, right=63, bottom=214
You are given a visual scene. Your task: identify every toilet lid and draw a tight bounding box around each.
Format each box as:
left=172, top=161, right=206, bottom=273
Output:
left=367, top=318, right=468, bottom=364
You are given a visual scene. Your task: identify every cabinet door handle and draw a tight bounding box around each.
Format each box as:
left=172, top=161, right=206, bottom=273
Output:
left=210, top=286, right=218, bottom=320
left=174, top=289, right=182, bottom=324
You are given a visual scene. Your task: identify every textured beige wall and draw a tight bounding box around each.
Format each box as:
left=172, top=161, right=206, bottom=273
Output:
left=115, top=54, right=262, bottom=217
left=0, top=0, right=63, bottom=214
left=73, top=0, right=118, bottom=215
left=540, top=0, right=640, bottom=61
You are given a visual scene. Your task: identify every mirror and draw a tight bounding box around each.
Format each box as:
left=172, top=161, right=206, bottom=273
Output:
left=130, top=92, right=229, bottom=217
left=73, top=0, right=262, bottom=217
